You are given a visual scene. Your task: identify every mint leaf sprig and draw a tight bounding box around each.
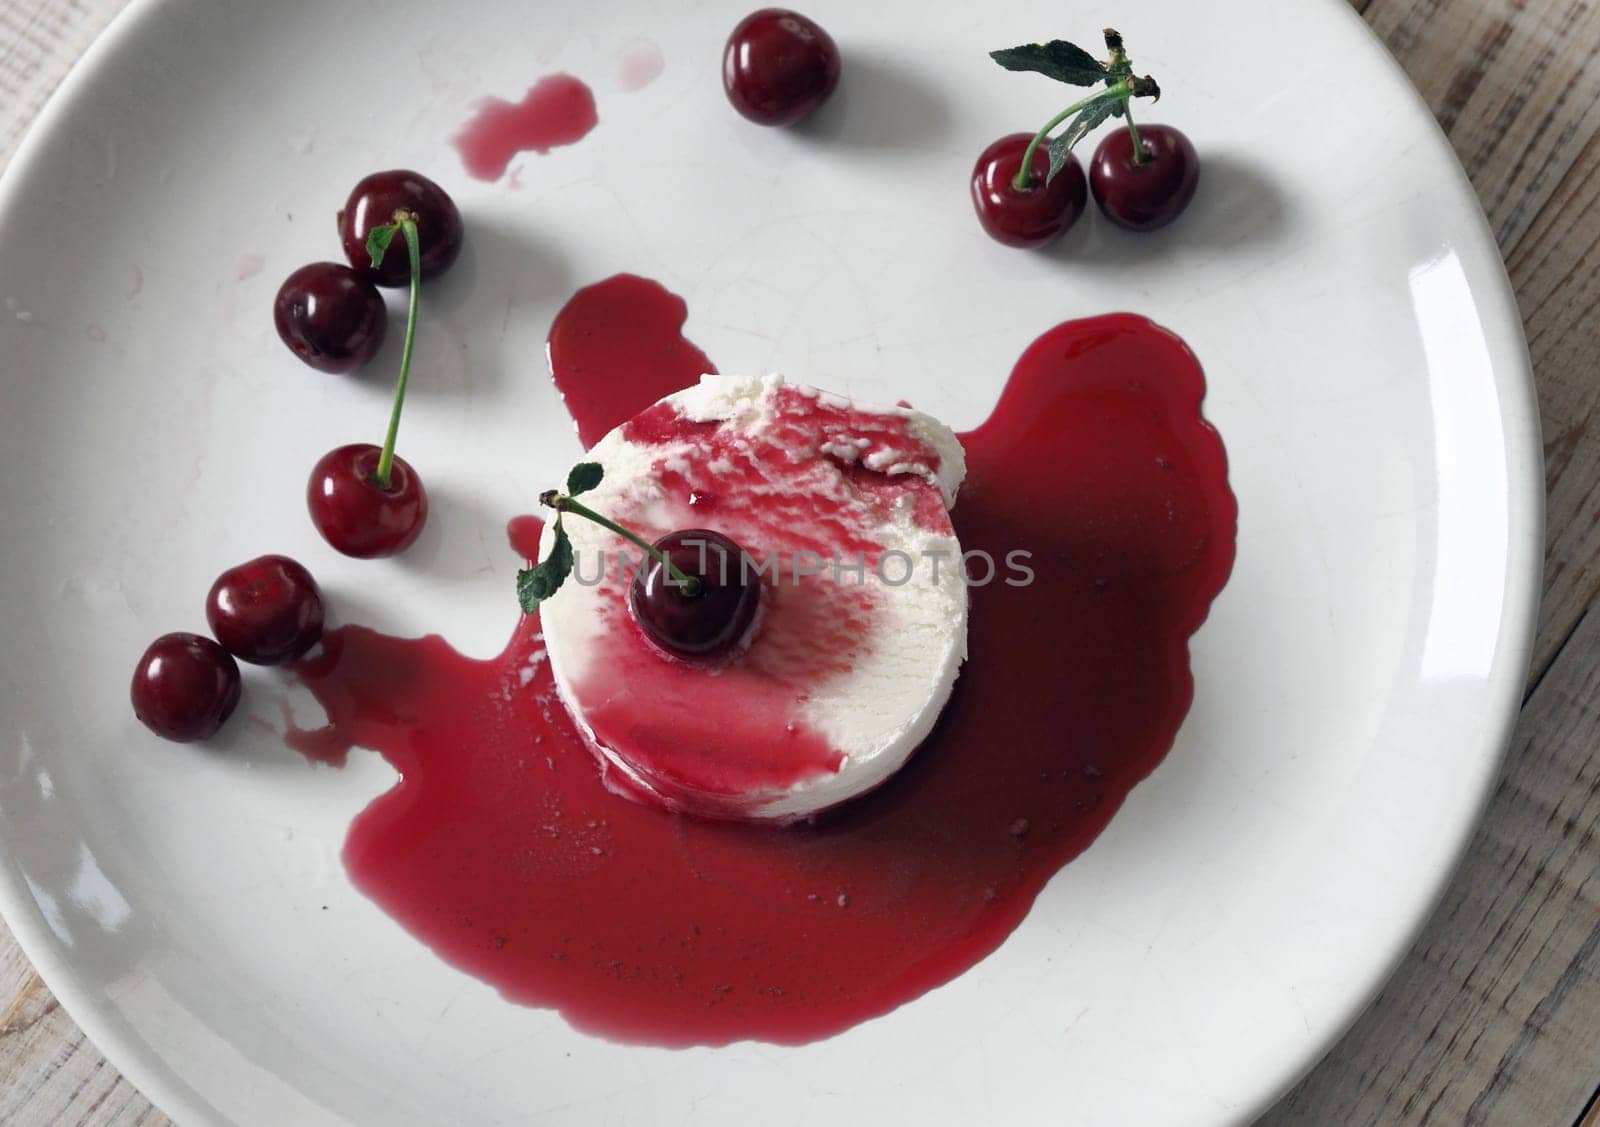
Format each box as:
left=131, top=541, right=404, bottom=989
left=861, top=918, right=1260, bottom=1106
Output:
left=364, top=210, right=422, bottom=489
left=990, top=27, right=1161, bottom=190
left=515, top=462, right=701, bottom=612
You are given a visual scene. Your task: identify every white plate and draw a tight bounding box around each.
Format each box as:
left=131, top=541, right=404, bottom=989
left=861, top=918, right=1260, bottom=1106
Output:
left=0, top=0, right=1541, bottom=1123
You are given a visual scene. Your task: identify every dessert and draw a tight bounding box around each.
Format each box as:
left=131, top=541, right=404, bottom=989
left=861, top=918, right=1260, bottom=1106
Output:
left=532, top=374, right=969, bottom=822
left=126, top=12, right=1238, bottom=1054
left=285, top=277, right=1237, bottom=1046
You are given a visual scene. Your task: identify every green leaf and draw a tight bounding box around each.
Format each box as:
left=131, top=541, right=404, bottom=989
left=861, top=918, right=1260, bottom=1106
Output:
left=565, top=461, right=604, bottom=496
left=515, top=568, right=542, bottom=612
left=516, top=526, right=574, bottom=611
left=989, top=41, right=1107, bottom=87
left=545, top=525, right=573, bottom=584
left=1046, top=98, right=1118, bottom=184
left=366, top=223, right=399, bottom=269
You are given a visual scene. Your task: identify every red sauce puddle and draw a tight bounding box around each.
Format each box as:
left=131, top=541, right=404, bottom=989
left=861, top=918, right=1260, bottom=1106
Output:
left=288, top=276, right=1237, bottom=1047
left=547, top=273, right=716, bottom=448
left=452, top=74, right=598, bottom=182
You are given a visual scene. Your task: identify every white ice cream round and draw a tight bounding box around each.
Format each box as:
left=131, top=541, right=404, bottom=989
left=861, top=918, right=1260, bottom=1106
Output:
left=539, top=374, right=968, bottom=821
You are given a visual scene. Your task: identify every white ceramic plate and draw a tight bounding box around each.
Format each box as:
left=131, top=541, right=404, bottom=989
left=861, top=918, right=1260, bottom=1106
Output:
left=0, top=0, right=1541, bottom=1123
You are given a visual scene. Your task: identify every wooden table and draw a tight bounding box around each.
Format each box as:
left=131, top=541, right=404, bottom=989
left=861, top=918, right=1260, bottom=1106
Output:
left=4, top=0, right=1600, bottom=1122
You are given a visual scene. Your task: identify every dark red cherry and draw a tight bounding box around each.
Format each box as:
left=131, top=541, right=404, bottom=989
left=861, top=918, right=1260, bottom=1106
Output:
left=338, top=169, right=464, bottom=287
left=273, top=263, right=387, bottom=373
left=307, top=443, right=429, bottom=558
left=971, top=132, right=1088, bottom=248
left=629, top=529, right=760, bottom=660
left=131, top=632, right=242, bottom=742
left=723, top=9, right=841, bottom=126
left=1089, top=124, right=1200, bottom=231
left=206, top=555, right=325, bottom=665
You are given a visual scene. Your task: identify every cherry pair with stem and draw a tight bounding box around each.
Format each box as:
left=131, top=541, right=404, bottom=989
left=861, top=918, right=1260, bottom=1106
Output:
left=306, top=208, right=429, bottom=558
left=974, top=28, right=1200, bottom=248
left=275, top=170, right=463, bottom=556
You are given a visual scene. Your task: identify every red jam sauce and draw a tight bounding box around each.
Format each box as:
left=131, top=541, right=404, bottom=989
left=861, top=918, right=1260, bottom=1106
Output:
left=286, top=276, right=1236, bottom=1046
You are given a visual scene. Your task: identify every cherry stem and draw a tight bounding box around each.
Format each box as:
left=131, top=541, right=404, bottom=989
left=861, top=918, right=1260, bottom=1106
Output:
left=1124, top=101, right=1149, bottom=166
left=373, top=212, right=421, bottom=490
left=1013, top=80, right=1132, bottom=192
left=542, top=492, right=703, bottom=595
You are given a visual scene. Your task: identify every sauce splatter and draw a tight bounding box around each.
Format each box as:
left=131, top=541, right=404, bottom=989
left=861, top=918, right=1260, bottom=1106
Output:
left=453, top=75, right=598, bottom=182
left=619, top=43, right=665, bottom=91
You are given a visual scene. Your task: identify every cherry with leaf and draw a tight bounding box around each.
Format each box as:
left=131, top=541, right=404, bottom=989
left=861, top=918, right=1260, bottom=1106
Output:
left=518, top=463, right=761, bottom=661
left=973, top=28, right=1197, bottom=246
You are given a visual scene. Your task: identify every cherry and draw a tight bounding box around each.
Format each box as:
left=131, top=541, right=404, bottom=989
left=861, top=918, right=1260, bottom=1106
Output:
left=206, top=555, right=325, bottom=664
left=629, top=529, right=760, bottom=660
left=1089, top=124, right=1200, bottom=231
left=971, top=133, right=1087, bottom=248
left=723, top=9, right=841, bottom=126
left=273, top=262, right=387, bottom=373
left=131, top=632, right=242, bottom=742
left=307, top=444, right=428, bottom=558
left=338, top=170, right=463, bottom=287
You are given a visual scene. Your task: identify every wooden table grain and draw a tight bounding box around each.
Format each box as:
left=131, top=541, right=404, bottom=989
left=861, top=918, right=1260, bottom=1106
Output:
left=3, top=0, right=1599, bottom=1123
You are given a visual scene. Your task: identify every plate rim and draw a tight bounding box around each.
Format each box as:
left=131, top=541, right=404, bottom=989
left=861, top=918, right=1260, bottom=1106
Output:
left=0, top=7, right=243, bottom=1121
left=1236, top=1, right=1544, bottom=1119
